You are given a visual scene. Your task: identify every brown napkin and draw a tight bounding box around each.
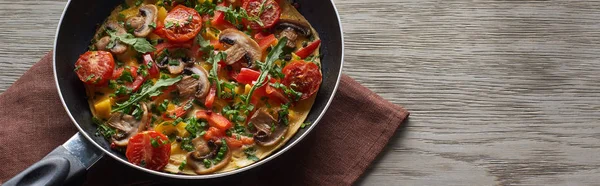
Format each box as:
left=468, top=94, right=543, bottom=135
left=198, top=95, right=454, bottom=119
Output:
left=0, top=52, right=409, bottom=186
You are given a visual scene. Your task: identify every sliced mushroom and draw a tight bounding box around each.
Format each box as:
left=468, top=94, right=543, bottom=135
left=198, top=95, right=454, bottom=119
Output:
left=107, top=103, right=149, bottom=147
left=95, top=36, right=111, bottom=51
left=177, top=67, right=210, bottom=99
left=167, top=61, right=185, bottom=74
left=274, top=20, right=311, bottom=48
left=105, top=21, right=128, bottom=54
left=248, top=108, right=288, bottom=146
left=157, top=51, right=194, bottom=75
left=219, top=29, right=261, bottom=66
left=127, top=4, right=158, bottom=37
left=186, top=138, right=232, bottom=174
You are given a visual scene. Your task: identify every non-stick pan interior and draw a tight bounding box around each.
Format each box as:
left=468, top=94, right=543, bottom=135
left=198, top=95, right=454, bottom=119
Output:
left=54, top=0, right=342, bottom=178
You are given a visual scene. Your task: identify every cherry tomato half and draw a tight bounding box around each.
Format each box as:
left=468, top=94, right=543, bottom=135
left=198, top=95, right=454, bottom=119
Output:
left=163, top=5, right=202, bottom=43
left=74, top=51, right=115, bottom=85
left=125, top=131, right=171, bottom=171
left=282, top=60, right=322, bottom=100
left=243, top=0, right=281, bottom=30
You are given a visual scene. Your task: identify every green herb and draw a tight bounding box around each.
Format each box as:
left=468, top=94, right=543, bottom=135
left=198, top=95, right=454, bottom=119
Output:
left=195, top=1, right=216, bottom=16
left=300, top=121, right=311, bottom=129
left=106, top=29, right=156, bottom=53
left=270, top=82, right=302, bottom=101
left=158, top=100, right=169, bottom=113
left=278, top=102, right=290, bottom=126
left=113, top=86, right=130, bottom=96
left=180, top=137, right=195, bottom=152
left=135, top=0, right=143, bottom=6
left=85, top=74, right=96, bottom=82
left=244, top=147, right=259, bottom=161
left=113, top=76, right=182, bottom=113
left=187, top=15, right=193, bottom=23
left=194, top=34, right=214, bottom=54
left=244, top=37, right=288, bottom=105
left=165, top=21, right=175, bottom=28
left=149, top=22, right=156, bottom=29
left=178, top=160, right=187, bottom=170
left=131, top=103, right=143, bottom=120
left=120, top=69, right=134, bottom=83
left=74, top=65, right=82, bottom=72
left=215, top=5, right=257, bottom=27
left=150, top=137, right=160, bottom=148
left=93, top=117, right=116, bottom=139
left=207, top=52, right=227, bottom=99
left=203, top=159, right=211, bottom=168
left=214, top=139, right=228, bottom=162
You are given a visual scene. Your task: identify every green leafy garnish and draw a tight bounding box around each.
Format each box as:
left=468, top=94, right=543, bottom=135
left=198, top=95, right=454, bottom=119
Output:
left=300, top=121, right=312, bottom=129
left=178, top=160, right=187, bottom=170
left=195, top=0, right=216, bottom=16
left=244, top=37, right=288, bottom=105
left=207, top=52, right=227, bottom=99
left=93, top=117, right=116, bottom=139
left=244, top=147, right=259, bottom=161
left=113, top=76, right=182, bottom=113
left=106, top=29, right=156, bottom=53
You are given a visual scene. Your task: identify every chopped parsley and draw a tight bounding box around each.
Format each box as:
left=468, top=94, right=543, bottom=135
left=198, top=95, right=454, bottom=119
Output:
left=244, top=147, right=259, bottom=161
left=92, top=117, right=116, bottom=139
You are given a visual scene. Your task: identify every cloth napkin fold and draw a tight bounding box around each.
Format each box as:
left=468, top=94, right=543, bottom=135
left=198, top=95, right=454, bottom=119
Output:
left=0, top=52, right=409, bottom=186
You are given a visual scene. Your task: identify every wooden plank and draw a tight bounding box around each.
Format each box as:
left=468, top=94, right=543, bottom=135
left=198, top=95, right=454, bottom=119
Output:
left=3, top=0, right=600, bottom=185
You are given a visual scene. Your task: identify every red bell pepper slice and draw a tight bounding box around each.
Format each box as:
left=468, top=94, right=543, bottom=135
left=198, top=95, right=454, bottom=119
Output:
left=205, top=86, right=216, bottom=109
left=254, top=32, right=277, bottom=51
left=225, top=136, right=254, bottom=149
left=235, top=68, right=261, bottom=84
left=127, top=75, right=145, bottom=92
left=294, top=39, right=321, bottom=59
left=143, top=54, right=159, bottom=78
left=204, top=126, right=225, bottom=141
left=211, top=3, right=236, bottom=30
left=196, top=110, right=232, bottom=131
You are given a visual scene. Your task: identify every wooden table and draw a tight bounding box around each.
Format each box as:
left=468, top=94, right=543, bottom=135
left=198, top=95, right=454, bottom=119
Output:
left=2, top=0, right=600, bottom=185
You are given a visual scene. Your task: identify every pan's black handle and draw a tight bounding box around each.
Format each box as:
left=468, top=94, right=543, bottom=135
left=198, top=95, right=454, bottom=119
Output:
left=3, top=133, right=103, bottom=186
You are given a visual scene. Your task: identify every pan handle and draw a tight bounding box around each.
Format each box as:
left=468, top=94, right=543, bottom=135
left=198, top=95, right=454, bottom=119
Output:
left=3, top=132, right=104, bottom=186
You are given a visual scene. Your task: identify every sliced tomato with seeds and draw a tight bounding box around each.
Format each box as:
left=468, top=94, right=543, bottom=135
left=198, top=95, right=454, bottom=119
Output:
left=125, top=131, right=171, bottom=171
left=243, top=0, right=281, bottom=30
left=163, top=5, right=202, bottom=43
left=282, top=60, right=322, bottom=100
left=74, top=51, right=115, bottom=85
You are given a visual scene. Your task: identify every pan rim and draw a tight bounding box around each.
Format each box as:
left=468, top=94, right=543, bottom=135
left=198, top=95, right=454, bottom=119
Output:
left=53, top=0, right=344, bottom=179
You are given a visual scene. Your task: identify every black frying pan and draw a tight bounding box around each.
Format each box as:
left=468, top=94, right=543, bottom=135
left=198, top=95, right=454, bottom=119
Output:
left=4, top=0, right=343, bottom=185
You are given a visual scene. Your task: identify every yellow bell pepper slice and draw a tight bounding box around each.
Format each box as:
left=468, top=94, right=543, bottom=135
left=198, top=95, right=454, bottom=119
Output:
left=94, top=98, right=112, bottom=119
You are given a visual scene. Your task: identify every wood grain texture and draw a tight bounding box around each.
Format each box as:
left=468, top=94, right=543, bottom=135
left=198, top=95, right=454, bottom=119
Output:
left=2, top=0, right=600, bottom=185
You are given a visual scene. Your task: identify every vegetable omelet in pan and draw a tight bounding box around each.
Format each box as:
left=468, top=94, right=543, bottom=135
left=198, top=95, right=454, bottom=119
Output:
left=73, top=0, right=322, bottom=175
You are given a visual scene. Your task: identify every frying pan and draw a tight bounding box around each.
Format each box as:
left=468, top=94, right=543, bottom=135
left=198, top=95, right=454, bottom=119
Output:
left=4, top=0, right=343, bottom=185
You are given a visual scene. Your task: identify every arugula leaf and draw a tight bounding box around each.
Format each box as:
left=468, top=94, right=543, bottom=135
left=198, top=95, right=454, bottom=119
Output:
left=207, top=52, right=227, bottom=99
left=106, top=29, right=156, bottom=53
left=113, top=76, right=182, bottom=113
left=194, top=34, right=214, bottom=53
left=244, top=37, right=288, bottom=105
